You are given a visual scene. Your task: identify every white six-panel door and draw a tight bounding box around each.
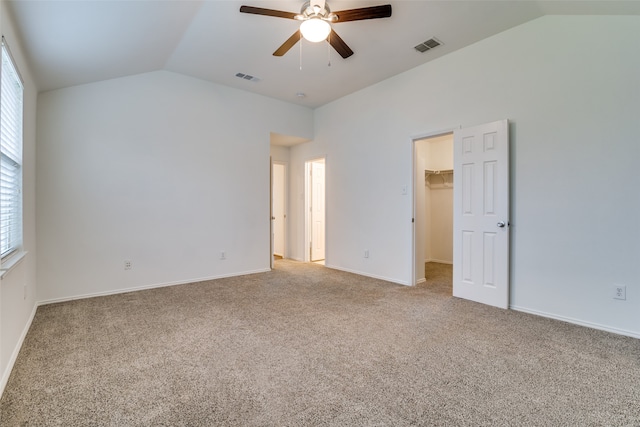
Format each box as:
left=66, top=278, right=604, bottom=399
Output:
left=453, top=120, right=510, bottom=308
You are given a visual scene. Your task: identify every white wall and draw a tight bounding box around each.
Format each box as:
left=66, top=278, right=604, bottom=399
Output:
left=290, top=16, right=640, bottom=337
left=425, top=136, right=453, bottom=172
left=0, top=0, right=38, bottom=395
left=270, top=145, right=291, bottom=164
left=36, top=70, right=313, bottom=302
left=428, top=187, right=452, bottom=264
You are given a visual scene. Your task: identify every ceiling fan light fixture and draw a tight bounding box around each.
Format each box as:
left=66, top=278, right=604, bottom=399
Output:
left=300, top=18, right=331, bottom=42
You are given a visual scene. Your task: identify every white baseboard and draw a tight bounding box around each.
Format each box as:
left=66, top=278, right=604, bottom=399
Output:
left=37, top=268, right=271, bottom=306
left=0, top=303, right=38, bottom=398
left=324, top=264, right=410, bottom=287
left=511, top=305, right=640, bottom=339
left=416, top=278, right=426, bottom=285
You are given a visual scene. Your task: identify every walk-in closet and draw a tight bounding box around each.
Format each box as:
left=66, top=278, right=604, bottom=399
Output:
left=414, top=133, right=453, bottom=284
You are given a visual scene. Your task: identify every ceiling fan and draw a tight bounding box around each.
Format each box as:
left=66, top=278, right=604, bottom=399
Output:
left=239, top=0, right=392, bottom=59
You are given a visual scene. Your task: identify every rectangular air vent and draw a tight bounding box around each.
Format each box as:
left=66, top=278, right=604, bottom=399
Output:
left=414, top=38, right=442, bottom=53
left=235, top=72, right=261, bottom=83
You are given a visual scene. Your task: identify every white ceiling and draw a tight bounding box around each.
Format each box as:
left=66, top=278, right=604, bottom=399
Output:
left=7, top=0, right=640, bottom=108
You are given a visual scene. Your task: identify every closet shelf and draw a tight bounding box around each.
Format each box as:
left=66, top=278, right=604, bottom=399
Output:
left=424, top=169, right=453, bottom=176
left=425, top=169, right=454, bottom=188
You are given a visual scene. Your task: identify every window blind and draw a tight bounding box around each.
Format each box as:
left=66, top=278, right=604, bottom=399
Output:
left=0, top=40, right=23, bottom=258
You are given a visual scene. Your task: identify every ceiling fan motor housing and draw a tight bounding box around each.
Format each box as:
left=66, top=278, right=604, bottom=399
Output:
left=296, top=1, right=336, bottom=22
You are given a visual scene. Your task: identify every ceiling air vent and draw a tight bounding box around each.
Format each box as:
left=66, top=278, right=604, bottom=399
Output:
left=414, top=38, right=442, bottom=53
left=235, top=72, right=261, bottom=83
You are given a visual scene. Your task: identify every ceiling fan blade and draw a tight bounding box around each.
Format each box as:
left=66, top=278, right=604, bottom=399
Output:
left=273, top=30, right=301, bottom=56
left=328, top=30, right=354, bottom=59
left=239, top=5, right=298, bottom=20
left=333, top=5, right=392, bottom=23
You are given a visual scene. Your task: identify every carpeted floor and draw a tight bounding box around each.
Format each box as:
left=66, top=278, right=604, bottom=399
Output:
left=422, top=261, right=453, bottom=295
left=1, top=260, right=639, bottom=426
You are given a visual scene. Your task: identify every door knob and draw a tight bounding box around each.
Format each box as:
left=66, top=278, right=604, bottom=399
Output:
left=497, top=221, right=506, bottom=228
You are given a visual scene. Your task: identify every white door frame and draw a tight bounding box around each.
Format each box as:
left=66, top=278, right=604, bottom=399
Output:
left=411, top=129, right=455, bottom=286
left=304, top=157, right=326, bottom=262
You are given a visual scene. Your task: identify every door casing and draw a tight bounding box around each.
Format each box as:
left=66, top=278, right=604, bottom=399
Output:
left=411, top=120, right=510, bottom=309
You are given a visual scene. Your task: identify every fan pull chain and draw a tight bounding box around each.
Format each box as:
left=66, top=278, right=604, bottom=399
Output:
left=327, top=33, right=331, bottom=67
left=299, top=32, right=303, bottom=71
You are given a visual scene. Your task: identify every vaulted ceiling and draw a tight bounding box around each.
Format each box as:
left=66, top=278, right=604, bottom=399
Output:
left=7, top=1, right=640, bottom=108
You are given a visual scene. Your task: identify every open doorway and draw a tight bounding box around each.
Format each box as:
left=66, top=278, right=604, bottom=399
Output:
left=272, top=162, right=287, bottom=260
left=412, top=121, right=510, bottom=307
left=305, top=158, right=326, bottom=264
left=413, top=134, right=454, bottom=288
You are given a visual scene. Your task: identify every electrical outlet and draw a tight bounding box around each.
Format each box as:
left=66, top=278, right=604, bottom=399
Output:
left=613, top=285, right=626, bottom=300
left=220, top=251, right=226, bottom=260
left=364, top=250, right=369, bottom=258
left=124, top=260, right=132, bottom=270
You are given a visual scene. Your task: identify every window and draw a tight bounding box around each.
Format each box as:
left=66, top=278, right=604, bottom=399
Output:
left=0, top=38, right=23, bottom=259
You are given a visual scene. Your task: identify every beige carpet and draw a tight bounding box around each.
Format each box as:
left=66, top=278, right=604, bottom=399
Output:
left=1, top=260, right=639, bottom=426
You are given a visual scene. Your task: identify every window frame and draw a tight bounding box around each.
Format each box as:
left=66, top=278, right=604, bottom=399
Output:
left=0, top=36, right=24, bottom=263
